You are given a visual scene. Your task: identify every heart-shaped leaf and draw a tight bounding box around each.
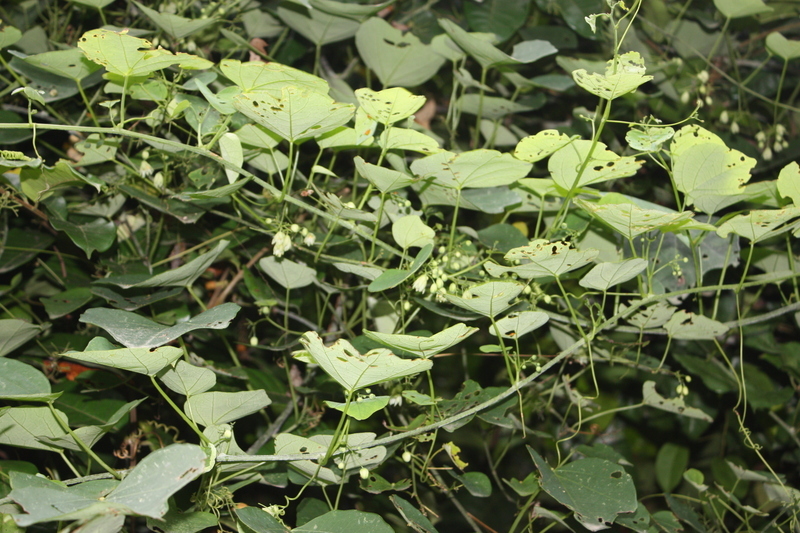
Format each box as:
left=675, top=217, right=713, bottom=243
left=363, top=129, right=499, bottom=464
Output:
left=445, top=281, right=524, bottom=318
left=184, top=390, right=271, bottom=426
left=364, top=323, right=478, bottom=358
left=63, top=336, right=183, bottom=375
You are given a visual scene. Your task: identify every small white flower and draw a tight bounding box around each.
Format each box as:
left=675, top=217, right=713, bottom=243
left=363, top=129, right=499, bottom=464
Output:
left=272, top=231, right=292, bottom=257
left=680, top=91, right=691, bottom=104
left=755, top=131, right=766, bottom=143
left=720, top=110, right=729, bottom=124
left=402, top=451, right=412, bottom=462
left=139, top=160, right=154, bottom=178
left=697, top=70, right=709, bottom=83
left=776, top=124, right=786, bottom=138
left=774, top=140, right=783, bottom=153
left=359, top=467, right=369, bottom=480
left=730, top=121, right=740, bottom=134
left=413, top=274, right=428, bottom=293
left=289, top=223, right=300, bottom=233
left=389, top=395, right=403, bottom=407
left=303, top=232, right=316, bottom=246
left=705, top=96, right=713, bottom=106
left=762, top=147, right=773, bottom=161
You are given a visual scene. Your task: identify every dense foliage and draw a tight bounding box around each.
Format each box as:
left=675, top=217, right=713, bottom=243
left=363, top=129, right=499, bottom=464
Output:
left=1, top=0, right=799, bottom=531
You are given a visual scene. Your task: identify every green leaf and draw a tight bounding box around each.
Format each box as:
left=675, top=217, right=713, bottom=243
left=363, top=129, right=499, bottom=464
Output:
left=234, top=506, right=290, bottom=533
left=355, top=17, right=446, bottom=88
left=355, top=87, right=425, bottom=125
left=664, top=310, right=728, bottom=340
left=766, top=32, right=800, bottom=60
left=477, top=223, right=529, bottom=253
left=146, top=506, right=219, bottom=533
left=575, top=197, right=711, bottom=239
left=0, top=26, right=22, bottom=49
left=0, top=319, right=44, bottom=357
left=91, top=286, right=183, bottom=311
left=389, top=495, right=439, bottom=533
left=332, top=262, right=382, bottom=281
left=309, top=0, right=395, bottom=21
left=514, top=130, right=575, bottom=163
left=325, top=395, right=390, bottom=420
left=41, top=287, right=93, bottom=319
left=670, top=125, right=755, bottom=214
left=79, top=302, right=241, bottom=348
left=0, top=407, right=68, bottom=451
left=528, top=447, right=638, bottom=530
left=777, top=161, right=800, bottom=205
left=132, top=1, right=216, bottom=39
left=294, top=510, right=394, bottom=533
left=20, top=159, right=93, bottom=201
left=259, top=256, right=317, bottom=289
left=219, top=133, right=243, bottom=184
left=158, top=361, right=216, bottom=396
left=49, top=217, right=115, bottom=259
left=655, top=443, right=689, bottom=493
left=557, top=0, right=604, bottom=38
left=367, top=243, right=432, bottom=292
left=364, top=323, right=478, bottom=358
left=439, top=19, right=557, bottom=69
left=716, top=207, right=800, bottom=243
left=354, top=156, right=416, bottom=193
left=184, top=390, right=271, bottom=426
left=77, top=29, right=212, bottom=78
left=64, top=338, right=183, bottom=375
left=9, top=474, right=120, bottom=526
left=22, top=47, right=102, bottom=81
left=484, top=240, right=598, bottom=279
left=464, top=0, right=530, bottom=42
left=493, top=311, right=549, bottom=339
left=233, top=87, right=355, bottom=143
left=392, top=215, right=435, bottom=249
left=572, top=52, right=653, bottom=100
left=378, top=128, right=441, bottom=154
left=0, top=358, right=55, bottom=401
left=642, top=381, right=713, bottom=422
left=220, top=59, right=329, bottom=96
left=445, top=281, right=525, bottom=318
left=277, top=4, right=360, bottom=46
left=449, top=470, right=492, bottom=497
left=713, top=0, right=772, bottom=18
left=275, top=433, right=386, bottom=484
left=626, top=126, right=675, bottom=152
left=549, top=140, right=642, bottom=190
left=579, top=258, right=648, bottom=291
left=298, top=332, right=432, bottom=393
left=411, top=150, right=532, bottom=189
left=457, top=94, right=536, bottom=120
left=614, top=503, right=651, bottom=532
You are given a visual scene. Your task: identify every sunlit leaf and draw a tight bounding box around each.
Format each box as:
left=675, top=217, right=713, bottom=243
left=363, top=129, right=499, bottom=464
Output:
left=298, top=332, right=432, bottom=393
left=664, top=310, right=728, bottom=340
left=575, top=197, right=712, bottom=239
left=378, top=128, right=441, bottom=154
left=325, top=396, right=390, bottom=420
left=392, top=215, right=435, bottom=249
left=579, top=259, right=648, bottom=291
left=355, top=87, right=425, bottom=125
left=63, top=336, right=183, bottom=375
left=766, top=32, right=800, bottom=60
left=549, top=140, right=642, bottom=190
left=572, top=51, right=653, bottom=100
left=777, top=161, right=800, bottom=206
left=184, top=390, right=271, bottom=426
left=259, top=256, right=317, bottom=289
left=354, top=156, right=416, bottom=193
left=364, top=323, right=479, bottom=358
left=411, top=150, right=532, bottom=189
left=220, top=59, right=329, bottom=96
left=716, top=207, right=800, bottom=243
left=22, top=47, right=102, bottom=81
left=713, top=0, right=772, bottom=18
left=445, top=281, right=524, bottom=318
left=494, top=311, right=549, bottom=339
left=642, top=381, right=713, bottom=421
left=484, top=240, right=598, bottom=279
left=626, top=126, right=675, bottom=152
left=514, top=130, right=575, bottom=163
left=158, top=361, right=216, bottom=396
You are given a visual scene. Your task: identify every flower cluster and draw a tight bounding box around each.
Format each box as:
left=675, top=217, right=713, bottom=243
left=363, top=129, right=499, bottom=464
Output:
left=267, top=220, right=317, bottom=257
left=756, top=125, right=788, bottom=161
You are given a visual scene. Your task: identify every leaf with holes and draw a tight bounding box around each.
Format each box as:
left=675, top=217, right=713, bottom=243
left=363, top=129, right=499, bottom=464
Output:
left=494, top=311, right=549, bottom=339
left=445, top=281, right=525, bottom=318
left=325, top=396, right=390, bottom=420
left=664, top=311, right=728, bottom=340
left=411, top=150, right=532, bottom=189
left=63, top=336, right=183, bottom=375
left=233, top=87, right=354, bottom=143
left=573, top=51, right=653, bottom=101
left=220, top=59, right=329, bottom=96
left=579, top=259, right=648, bottom=291
left=575, top=197, right=712, bottom=239
left=355, top=18, right=446, bottom=88
left=79, top=303, right=240, bottom=348
left=514, top=130, right=575, bottom=163
left=485, top=240, right=598, bottom=279
left=355, top=87, right=426, bottom=125
left=626, top=126, right=675, bottom=152
left=529, top=447, right=638, bottom=531
left=549, top=140, right=642, bottom=190
left=364, top=323, right=479, bottom=358
left=642, top=381, right=713, bottom=422
left=298, top=332, right=432, bottom=394
left=621, top=301, right=677, bottom=329
left=716, top=207, right=800, bottom=243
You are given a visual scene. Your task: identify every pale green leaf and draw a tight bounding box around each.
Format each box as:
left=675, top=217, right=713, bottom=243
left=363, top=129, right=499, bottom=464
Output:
left=514, top=130, right=575, bottom=163
left=275, top=433, right=386, bottom=484
left=77, top=29, right=212, bottom=78
left=626, top=126, right=675, bottom=152
left=457, top=94, right=535, bottom=120
left=464, top=0, right=529, bottom=42
left=277, top=5, right=359, bottom=46
left=713, top=0, right=772, bottom=18
left=390, top=496, right=440, bottom=533
left=642, top=381, right=713, bottom=421
left=132, top=1, right=216, bottom=39
left=445, top=281, right=525, bottom=318
left=355, top=87, right=425, bottom=125
left=716, top=207, right=800, bottom=243
left=575, top=197, right=709, bottom=239
left=220, top=59, right=328, bottom=96
left=364, top=323, right=479, bottom=358
left=529, top=448, right=638, bottom=530
left=367, top=243, right=432, bottom=292
left=298, top=332, right=432, bottom=393
left=766, top=32, right=800, bottom=60
left=184, top=390, right=271, bottom=426
left=235, top=124, right=281, bottom=149
left=671, top=125, right=755, bottom=214
left=219, top=133, right=243, bottom=184
left=233, top=87, right=355, bottom=143
left=579, top=258, right=648, bottom=291
left=158, top=361, right=216, bottom=396
left=0, top=319, right=44, bottom=357
left=439, top=18, right=557, bottom=69
left=332, top=262, right=382, bottom=280
left=549, top=140, right=642, bottom=190
left=64, top=337, right=183, bottom=375
left=318, top=191, right=377, bottom=221
left=378, top=128, right=441, bottom=154
left=484, top=240, right=598, bottom=279
left=259, top=256, right=317, bottom=289
left=325, top=396, right=390, bottom=420
left=410, top=150, right=532, bottom=189
left=0, top=358, right=55, bottom=401
left=777, top=161, right=800, bottom=205
left=354, top=156, right=416, bottom=193
left=392, top=215, right=435, bottom=249
left=493, top=311, right=549, bottom=339
left=572, top=51, right=653, bottom=100
left=79, top=303, right=241, bottom=348
left=415, top=182, right=523, bottom=213
left=622, top=301, right=676, bottom=329
left=9, top=474, right=121, bottom=526
left=664, top=311, right=728, bottom=340
left=309, top=0, right=395, bottom=21
left=0, top=26, right=22, bottom=49
left=22, top=48, right=102, bottom=81
left=355, top=18, right=446, bottom=87
left=234, top=506, right=290, bottom=532
left=0, top=406, right=68, bottom=451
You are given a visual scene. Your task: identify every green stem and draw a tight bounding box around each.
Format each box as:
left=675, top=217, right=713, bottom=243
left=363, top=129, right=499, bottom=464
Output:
left=47, top=402, right=121, bottom=480
left=150, top=375, right=212, bottom=446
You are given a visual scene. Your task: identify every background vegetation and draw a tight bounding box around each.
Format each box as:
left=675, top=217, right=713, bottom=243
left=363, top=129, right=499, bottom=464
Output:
left=0, top=0, right=799, bottom=531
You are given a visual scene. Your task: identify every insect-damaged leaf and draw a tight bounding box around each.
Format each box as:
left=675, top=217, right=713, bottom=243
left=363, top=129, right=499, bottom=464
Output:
left=514, top=130, right=575, bottom=163
left=493, top=311, right=549, bottom=339
left=642, top=381, right=713, bottom=422
left=220, top=59, right=329, bottom=96
left=355, top=87, right=426, bottom=125
left=528, top=447, right=638, bottom=531
left=445, top=281, right=525, bottom=318
left=297, top=332, right=432, bottom=393
left=549, top=140, right=642, bottom=191
left=411, top=149, right=532, bottom=189
left=663, top=310, right=728, bottom=340
left=572, top=51, right=653, bottom=101
left=485, top=240, right=598, bottom=279
left=579, top=259, right=648, bottom=291
left=716, top=207, right=800, bottom=243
